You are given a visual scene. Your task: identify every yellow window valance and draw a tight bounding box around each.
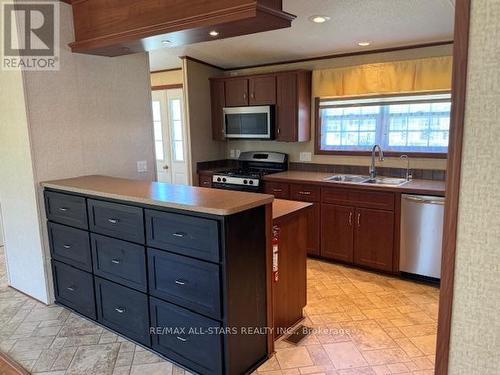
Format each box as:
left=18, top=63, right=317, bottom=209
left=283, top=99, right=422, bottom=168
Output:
left=312, top=56, right=453, bottom=98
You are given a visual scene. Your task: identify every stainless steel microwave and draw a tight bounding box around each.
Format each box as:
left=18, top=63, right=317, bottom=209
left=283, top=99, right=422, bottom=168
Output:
left=223, top=106, right=274, bottom=139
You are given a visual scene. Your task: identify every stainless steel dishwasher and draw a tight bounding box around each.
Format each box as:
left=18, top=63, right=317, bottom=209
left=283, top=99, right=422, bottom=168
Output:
left=400, top=194, right=445, bottom=279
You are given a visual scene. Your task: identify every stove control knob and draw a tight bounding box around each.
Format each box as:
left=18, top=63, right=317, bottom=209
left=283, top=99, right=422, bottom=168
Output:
left=217, top=177, right=221, bottom=182
left=243, top=179, right=248, bottom=184
left=222, top=178, right=227, bottom=183
left=249, top=180, right=254, bottom=185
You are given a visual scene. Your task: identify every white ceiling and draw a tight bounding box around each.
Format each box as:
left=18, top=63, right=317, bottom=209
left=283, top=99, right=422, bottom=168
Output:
left=148, top=0, right=455, bottom=71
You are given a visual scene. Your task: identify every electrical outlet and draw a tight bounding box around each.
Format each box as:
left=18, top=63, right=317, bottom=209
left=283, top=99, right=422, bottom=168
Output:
left=137, top=161, right=148, bottom=173
left=230, top=149, right=236, bottom=158
left=300, top=152, right=312, bottom=162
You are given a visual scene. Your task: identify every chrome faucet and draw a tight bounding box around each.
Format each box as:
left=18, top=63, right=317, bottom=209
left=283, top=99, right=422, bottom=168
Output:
left=400, top=155, right=412, bottom=181
left=369, top=144, right=384, bottom=179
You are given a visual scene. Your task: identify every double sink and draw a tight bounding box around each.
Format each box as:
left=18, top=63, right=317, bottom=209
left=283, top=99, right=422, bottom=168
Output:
left=325, top=174, right=409, bottom=187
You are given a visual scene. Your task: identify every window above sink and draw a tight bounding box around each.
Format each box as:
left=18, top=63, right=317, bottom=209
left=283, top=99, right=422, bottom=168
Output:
left=316, top=92, right=451, bottom=158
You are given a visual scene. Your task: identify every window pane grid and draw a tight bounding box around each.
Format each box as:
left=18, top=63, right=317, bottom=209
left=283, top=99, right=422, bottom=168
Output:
left=320, top=93, right=450, bottom=153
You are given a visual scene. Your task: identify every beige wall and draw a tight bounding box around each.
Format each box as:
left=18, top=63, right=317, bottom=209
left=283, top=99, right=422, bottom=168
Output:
left=448, top=1, right=500, bottom=374
left=183, top=58, right=226, bottom=184
left=0, top=3, right=155, bottom=303
left=224, top=44, right=453, bottom=170
left=151, top=69, right=183, bottom=87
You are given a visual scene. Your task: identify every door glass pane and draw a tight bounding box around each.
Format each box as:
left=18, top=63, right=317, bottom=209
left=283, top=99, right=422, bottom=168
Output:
left=171, top=99, right=182, bottom=121
left=174, top=141, right=184, bottom=161
left=155, top=141, right=164, bottom=161
left=153, top=121, right=162, bottom=142
left=152, top=101, right=161, bottom=122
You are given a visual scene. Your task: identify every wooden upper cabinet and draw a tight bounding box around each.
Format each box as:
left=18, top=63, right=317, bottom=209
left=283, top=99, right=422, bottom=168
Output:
left=276, top=71, right=312, bottom=142
left=210, top=79, right=226, bottom=141
left=225, top=79, right=249, bottom=107
left=249, top=76, right=276, bottom=105
left=321, top=204, right=354, bottom=263
left=210, top=70, right=311, bottom=141
left=353, top=207, right=394, bottom=272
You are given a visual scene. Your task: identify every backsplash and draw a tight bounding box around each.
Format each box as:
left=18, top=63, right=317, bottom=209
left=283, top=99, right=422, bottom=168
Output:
left=197, top=160, right=446, bottom=181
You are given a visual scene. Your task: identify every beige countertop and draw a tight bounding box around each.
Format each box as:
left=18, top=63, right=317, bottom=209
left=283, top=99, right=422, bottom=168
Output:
left=272, top=199, right=312, bottom=221
left=264, top=171, right=446, bottom=196
left=41, top=175, right=274, bottom=216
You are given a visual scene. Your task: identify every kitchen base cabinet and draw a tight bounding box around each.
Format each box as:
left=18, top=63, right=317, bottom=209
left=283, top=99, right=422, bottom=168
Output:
left=321, top=204, right=354, bottom=263
left=45, top=188, right=270, bottom=375
left=150, top=297, right=223, bottom=375
left=305, top=204, right=321, bottom=256
left=354, top=208, right=394, bottom=272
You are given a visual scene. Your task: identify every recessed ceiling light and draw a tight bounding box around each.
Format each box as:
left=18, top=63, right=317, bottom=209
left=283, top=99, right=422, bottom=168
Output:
left=209, top=30, right=219, bottom=37
left=357, top=41, right=371, bottom=47
left=161, top=40, right=172, bottom=45
left=309, top=15, right=330, bottom=24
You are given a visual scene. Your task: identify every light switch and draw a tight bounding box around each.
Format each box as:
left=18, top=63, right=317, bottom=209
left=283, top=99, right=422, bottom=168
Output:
left=300, top=152, right=312, bottom=162
left=235, top=150, right=241, bottom=158
left=137, top=161, right=148, bottom=173
left=230, top=149, right=236, bottom=158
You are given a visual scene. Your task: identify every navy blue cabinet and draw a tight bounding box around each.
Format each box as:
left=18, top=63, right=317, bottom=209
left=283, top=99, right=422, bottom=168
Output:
left=91, top=234, right=147, bottom=292
left=148, top=248, right=221, bottom=319
left=45, top=189, right=269, bottom=375
left=150, top=297, right=223, bottom=375
left=48, top=222, right=92, bottom=272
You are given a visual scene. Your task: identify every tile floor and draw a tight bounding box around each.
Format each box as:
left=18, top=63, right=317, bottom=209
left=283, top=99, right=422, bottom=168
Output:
left=0, top=246, right=439, bottom=375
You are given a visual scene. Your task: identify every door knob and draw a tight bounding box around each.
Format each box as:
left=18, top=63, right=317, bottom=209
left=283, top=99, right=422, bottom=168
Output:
left=163, top=165, right=169, bottom=170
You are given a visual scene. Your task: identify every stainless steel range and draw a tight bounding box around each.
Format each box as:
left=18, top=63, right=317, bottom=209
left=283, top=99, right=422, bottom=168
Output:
left=212, top=151, right=288, bottom=192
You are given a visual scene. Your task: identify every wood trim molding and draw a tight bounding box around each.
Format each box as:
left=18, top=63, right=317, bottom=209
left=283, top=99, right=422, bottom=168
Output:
left=151, top=84, right=183, bottom=91
left=180, top=56, right=225, bottom=71
left=150, top=68, right=182, bottom=74
left=227, top=40, right=454, bottom=71
left=435, top=0, right=471, bottom=374
left=0, top=350, right=30, bottom=375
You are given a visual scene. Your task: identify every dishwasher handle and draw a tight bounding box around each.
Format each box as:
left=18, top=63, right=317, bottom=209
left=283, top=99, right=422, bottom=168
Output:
left=403, top=195, right=445, bottom=206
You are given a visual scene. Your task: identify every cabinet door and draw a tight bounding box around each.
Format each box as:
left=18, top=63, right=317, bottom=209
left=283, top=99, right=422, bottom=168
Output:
left=354, top=208, right=394, bottom=272
left=321, top=204, right=354, bottom=262
left=276, top=72, right=297, bottom=141
left=225, top=78, right=248, bottom=107
left=210, top=80, right=225, bottom=140
left=198, top=174, right=213, bottom=188
left=249, top=75, right=276, bottom=105
left=306, top=203, right=321, bottom=256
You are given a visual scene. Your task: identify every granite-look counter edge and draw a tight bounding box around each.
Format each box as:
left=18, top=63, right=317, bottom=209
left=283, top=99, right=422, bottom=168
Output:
left=41, top=175, right=274, bottom=216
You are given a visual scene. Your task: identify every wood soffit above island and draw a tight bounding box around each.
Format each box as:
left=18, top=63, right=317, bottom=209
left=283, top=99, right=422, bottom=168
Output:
left=62, top=0, right=295, bottom=57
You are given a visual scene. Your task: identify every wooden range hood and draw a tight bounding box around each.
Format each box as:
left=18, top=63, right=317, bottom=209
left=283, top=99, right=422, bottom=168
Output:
left=61, top=0, right=296, bottom=57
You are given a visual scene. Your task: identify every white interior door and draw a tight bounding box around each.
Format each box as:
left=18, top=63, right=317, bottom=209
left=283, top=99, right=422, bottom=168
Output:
left=151, top=89, right=189, bottom=184
left=152, top=91, right=172, bottom=183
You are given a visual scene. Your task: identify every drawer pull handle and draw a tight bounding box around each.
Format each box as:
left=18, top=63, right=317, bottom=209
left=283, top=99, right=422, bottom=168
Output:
left=63, top=244, right=72, bottom=249
left=172, top=232, right=187, bottom=238
left=273, top=189, right=283, bottom=193
left=298, top=191, right=311, bottom=195
left=59, top=207, right=69, bottom=212
left=115, top=307, right=126, bottom=314
left=176, top=336, right=187, bottom=342
left=175, top=279, right=187, bottom=286
left=66, top=286, right=76, bottom=292
left=108, top=218, right=119, bottom=224
left=111, top=259, right=121, bottom=264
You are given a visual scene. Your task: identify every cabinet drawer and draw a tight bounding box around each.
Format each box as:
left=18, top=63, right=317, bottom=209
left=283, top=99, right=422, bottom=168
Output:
left=349, top=190, right=395, bottom=211
left=45, top=191, right=88, bottom=229
left=95, top=277, right=150, bottom=346
left=52, top=261, right=95, bottom=319
left=263, top=182, right=290, bottom=199
left=322, top=187, right=394, bottom=211
left=290, top=184, right=321, bottom=202
left=88, top=200, right=144, bottom=243
left=148, top=248, right=221, bottom=319
left=145, top=210, right=220, bottom=263
left=48, top=223, right=92, bottom=272
left=91, top=234, right=147, bottom=292
left=199, top=174, right=213, bottom=188
left=150, top=297, right=222, bottom=375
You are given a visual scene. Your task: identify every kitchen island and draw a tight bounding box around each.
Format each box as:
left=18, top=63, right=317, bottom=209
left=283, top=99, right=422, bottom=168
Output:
left=42, top=175, right=274, bottom=375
